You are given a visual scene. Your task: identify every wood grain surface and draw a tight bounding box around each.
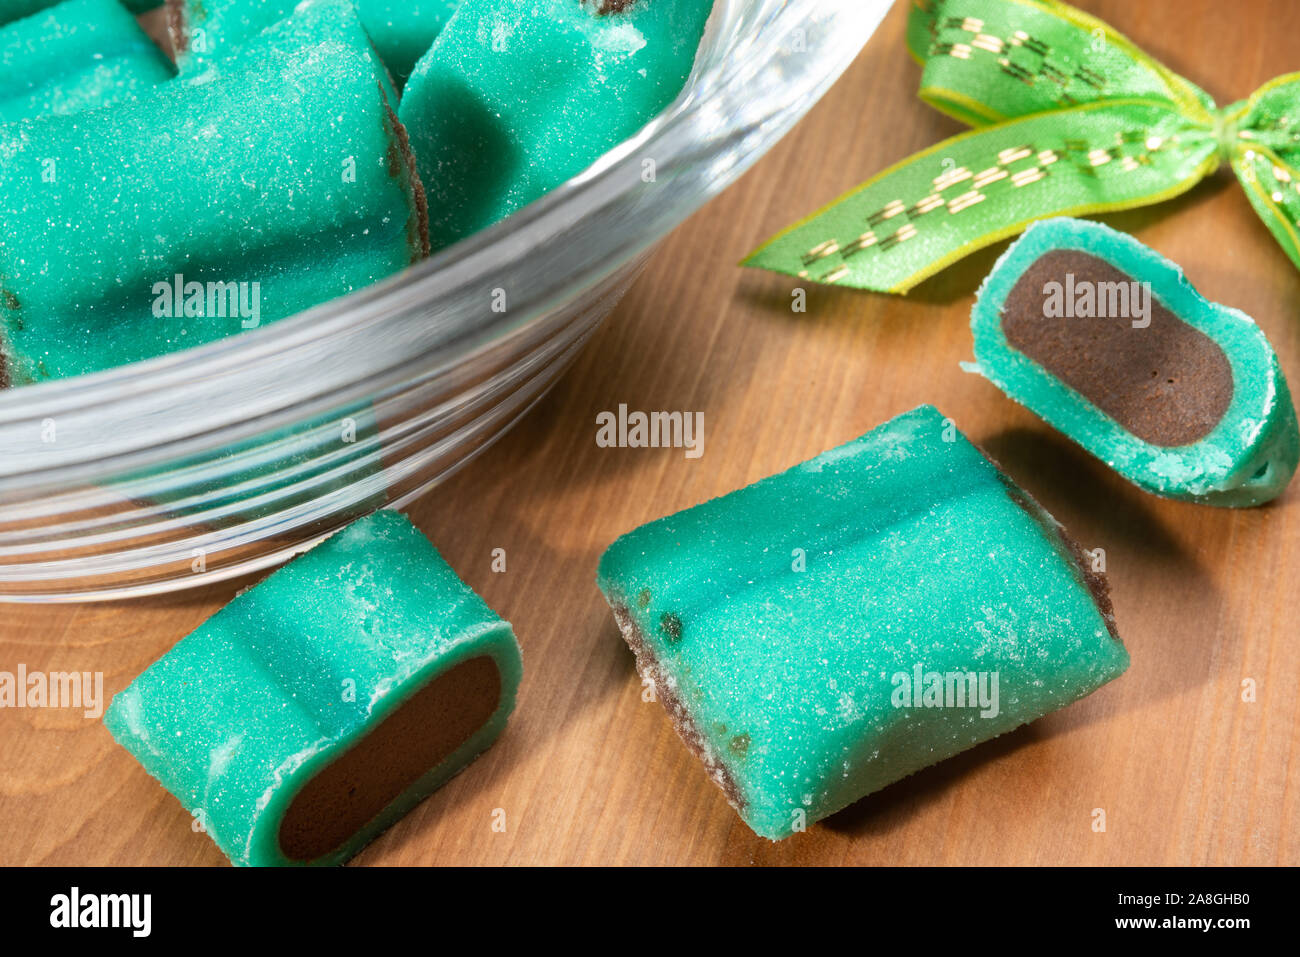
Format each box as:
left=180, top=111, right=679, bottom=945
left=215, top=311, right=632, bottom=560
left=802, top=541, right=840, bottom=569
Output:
left=2, top=0, right=1297, bottom=866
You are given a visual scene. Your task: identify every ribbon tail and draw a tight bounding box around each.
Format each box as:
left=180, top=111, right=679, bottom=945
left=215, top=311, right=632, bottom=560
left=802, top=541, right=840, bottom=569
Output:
left=742, top=103, right=1216, bottom=294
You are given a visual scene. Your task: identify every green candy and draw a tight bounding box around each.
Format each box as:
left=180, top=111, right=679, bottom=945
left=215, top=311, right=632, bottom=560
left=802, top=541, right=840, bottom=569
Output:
left=597, top=405, right=1129, bottom=841
left=0, top=0, right=426, bottom=385
left=0, top=0, right=157, bottom=25
left=0, top=0, right=171, bottom=122
left=970, top=218, right=1299, bottom=507
left=0, top=0, right=57, bottom=23
left=105, top=510, right=523, bottom=867
left=399, top=0, right=715, bottom=251
left=172, top=0, right=460, bottom=85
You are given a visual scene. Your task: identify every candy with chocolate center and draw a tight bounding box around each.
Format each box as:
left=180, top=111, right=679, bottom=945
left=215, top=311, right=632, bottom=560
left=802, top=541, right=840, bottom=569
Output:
left=0, top=0, right=427, bottom=385
left=970, top=218, right=1298, bottom=506
left=597, top=405, right=1129, bottom=841
left=0, top=0, right=172, bottom=122
left=104, top=510, right=523, bottom=867
left=398, top=0, right=715, bottom=250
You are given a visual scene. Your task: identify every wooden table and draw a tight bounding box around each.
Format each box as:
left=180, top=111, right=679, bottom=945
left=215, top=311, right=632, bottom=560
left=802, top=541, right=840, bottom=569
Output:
left=2, top=0, right=1296, bottom=866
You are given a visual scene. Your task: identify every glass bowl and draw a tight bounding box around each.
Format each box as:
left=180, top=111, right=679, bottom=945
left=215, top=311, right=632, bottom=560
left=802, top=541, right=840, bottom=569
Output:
left=0, top=0, right=891, bottom=601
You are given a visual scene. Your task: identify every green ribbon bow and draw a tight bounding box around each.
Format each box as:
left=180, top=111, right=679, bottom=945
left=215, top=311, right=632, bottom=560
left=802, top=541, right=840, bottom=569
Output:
left=742, top=0, right=1300, bottom=293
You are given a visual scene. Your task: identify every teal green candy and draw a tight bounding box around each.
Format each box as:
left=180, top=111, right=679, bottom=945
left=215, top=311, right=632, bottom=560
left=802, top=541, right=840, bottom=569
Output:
left=0, top=0, right=56, bottom=23
left=173, top=0, right=400, bottom=127
left=172, top=0, right=461, bottom=85
left=105, top=510, right=523, bottom=867
left=399, top=0, right=715, bottom=250
left=597, top=405, right=1129, bottom=841
left=0, top=0, right=172, bottom=123
left=0, top=0, right=426, bottom=385
left=970, top=218, right=1299, bottom=507
left=0, top=0, right=156, bottom=26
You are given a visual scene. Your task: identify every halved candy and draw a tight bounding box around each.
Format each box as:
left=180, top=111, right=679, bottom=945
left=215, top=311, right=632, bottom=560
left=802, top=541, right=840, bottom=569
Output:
left=398, top=0, right=716, bottom=250
left=0, top=0, right=172, bottom=122
left=597, top=405, right=1129, bottom=841
left=104, top=510, right=523, bottom=867
left=970, top=218, right=1298, bottom=506
left=0, top=0, right=427, bottom=385
left=168, top=0, right=459, bottom=85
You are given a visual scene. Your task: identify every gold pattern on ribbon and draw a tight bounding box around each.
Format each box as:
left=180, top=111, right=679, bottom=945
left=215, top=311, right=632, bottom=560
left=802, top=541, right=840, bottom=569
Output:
left=795, top=129, right=1183, bottom=285
left=931, top=15, right=1110, bottom=106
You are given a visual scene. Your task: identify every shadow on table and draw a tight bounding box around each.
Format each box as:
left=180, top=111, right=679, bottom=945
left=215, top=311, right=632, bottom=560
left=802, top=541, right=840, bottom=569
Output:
left=820, top=722, right=1044, bottom=839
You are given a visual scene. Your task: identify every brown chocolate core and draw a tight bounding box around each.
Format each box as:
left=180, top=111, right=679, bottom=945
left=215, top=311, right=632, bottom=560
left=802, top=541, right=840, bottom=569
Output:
left=1001, top=250, right=1233, bottom=448
left=278, top=655, right=501, bottom=862
left=165, top=0, right=189, bottom=57
left=380, top=88, right=431, bottom=262
left=587, top=0, right=637, bottom=13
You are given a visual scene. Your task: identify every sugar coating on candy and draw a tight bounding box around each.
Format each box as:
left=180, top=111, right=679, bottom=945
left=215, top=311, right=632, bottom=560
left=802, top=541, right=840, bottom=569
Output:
left=104, top=510, right=523, bottom=867
left=597, top=405, right=1129, bottom=841
left=970, top=217, right=1299, bottom=506
left=399, top=0, right=716, bottom=250
left=0, top=0, right=172, bottom=122
left=0, top=0, right=428, bottom=385
left=169, top=0, right=460, bottom=85
left=166, top=0, right=402, bottom=139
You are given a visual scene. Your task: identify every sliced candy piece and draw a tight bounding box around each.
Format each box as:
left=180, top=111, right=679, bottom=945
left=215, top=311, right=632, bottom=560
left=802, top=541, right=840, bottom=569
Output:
left=597, top=405, right=1129, bottom=841
left=169, top=0, right=459, bottom=85
left=399, top=0, right=715, bottom=250
left=0, top=0, right=427, bottom=385
left=104, top=510, right=523, bottom=867
left=970, top=218, right=1299, bottom=507
left=0, top=0, right=172, bottom=123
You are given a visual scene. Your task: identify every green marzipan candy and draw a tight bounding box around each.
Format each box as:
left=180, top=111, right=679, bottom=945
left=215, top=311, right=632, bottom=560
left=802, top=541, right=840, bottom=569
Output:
left=0, top=0, right=159, bottom=26
left=105, top=510, right=523, bottom=867
left=171, top=0, right=460, bottom=86
left=398, top=0, right=715, bottom=251
left=970, top=218, right=1299, bottom=507
left=597, top=405, right=1129, bottom=840
left=0, top=0, right=172, bottom=122
left=0, top=0, right=426, bottom=384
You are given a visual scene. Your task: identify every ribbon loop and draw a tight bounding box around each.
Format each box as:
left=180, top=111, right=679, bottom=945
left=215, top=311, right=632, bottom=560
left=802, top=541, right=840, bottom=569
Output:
left=744, top=0, right=1300, bottom=293
left=1230, top=73, right=1300, bottom=268
left=910, top=0, right=1211, bottom=127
